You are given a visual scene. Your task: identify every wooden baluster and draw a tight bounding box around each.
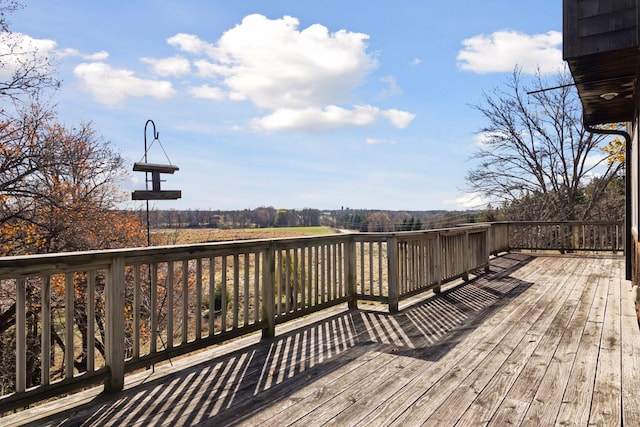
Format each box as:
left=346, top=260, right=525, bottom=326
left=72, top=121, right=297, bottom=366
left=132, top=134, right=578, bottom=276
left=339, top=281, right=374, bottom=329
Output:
left=16, top=279, right=26, bottom=393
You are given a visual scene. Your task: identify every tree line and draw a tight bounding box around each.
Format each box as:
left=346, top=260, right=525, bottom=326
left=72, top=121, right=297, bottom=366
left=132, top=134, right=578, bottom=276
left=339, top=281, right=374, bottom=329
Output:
left=143, top=207, right=487, bottom=232
left=143, top=207, right=322, bottom=229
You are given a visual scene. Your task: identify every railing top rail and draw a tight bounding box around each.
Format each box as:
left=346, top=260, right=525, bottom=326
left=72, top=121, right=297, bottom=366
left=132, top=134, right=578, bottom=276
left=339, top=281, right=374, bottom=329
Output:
left=351, top=224, right=490, bottom=241
left=492, top=221, right=623, bottom=226
left=0, top=225, right=493, bottom=278
left=0, top=233, right=357, bottom=277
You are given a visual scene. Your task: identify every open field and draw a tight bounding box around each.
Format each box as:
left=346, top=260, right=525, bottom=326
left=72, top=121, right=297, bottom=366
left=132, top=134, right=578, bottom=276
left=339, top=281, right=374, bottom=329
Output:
left=152, top=226, right=337, bottom=245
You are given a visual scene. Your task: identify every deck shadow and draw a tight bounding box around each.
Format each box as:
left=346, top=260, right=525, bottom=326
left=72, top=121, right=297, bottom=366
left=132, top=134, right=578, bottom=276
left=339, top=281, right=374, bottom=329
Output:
left=26, top=253, right=537, bottom=426
left=361, top=254, right=536, bottom=361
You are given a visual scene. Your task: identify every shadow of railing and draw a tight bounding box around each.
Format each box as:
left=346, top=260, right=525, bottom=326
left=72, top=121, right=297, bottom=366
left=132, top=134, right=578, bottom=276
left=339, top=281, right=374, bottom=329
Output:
left=27, top=253, right=536, bottom=427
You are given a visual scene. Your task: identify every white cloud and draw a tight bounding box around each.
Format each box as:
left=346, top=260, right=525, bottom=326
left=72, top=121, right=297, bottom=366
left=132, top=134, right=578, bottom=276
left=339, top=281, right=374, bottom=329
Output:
left=584, top=152, right=608, bottom=169
left=252, top=104, right=414, bottom=132
left=204, top=14, right=378, bottom=110
left=380, top=75, right=402, bottom=97
left=167, top=33, right=215, bottom=55
left=474, top=132, right=492, bottom=148
left=411, top=58, right=421, bottom=66
left=188, top=84, right=225, bottom=100
left=55, top=47, right=80, bottom=58
left=193, top=59, right=226, bottom=78
left=366, top=138, right=397, bottom=145
left=473, top=130, right=510, bottom=148
left=141, top=55, right=191, bottom=77
left=457, top=30, right=562, bottom=74
left=169, top=14, right=414, bottom=132
left=85, top=50, right=109, bottom=61
left=382, top=109, right=415, bottom=128
left=54, top=48, right=108, bottom=61
left=73, top=62, right=176, bottom=105
left=443, top=192, right=490, bottom=210
left=0, top=31, right=56, bottom=79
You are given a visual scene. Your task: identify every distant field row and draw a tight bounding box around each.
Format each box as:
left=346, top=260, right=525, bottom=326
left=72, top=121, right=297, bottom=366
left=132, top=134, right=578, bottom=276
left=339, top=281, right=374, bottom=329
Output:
left=152, top=226, right=337, bottom=245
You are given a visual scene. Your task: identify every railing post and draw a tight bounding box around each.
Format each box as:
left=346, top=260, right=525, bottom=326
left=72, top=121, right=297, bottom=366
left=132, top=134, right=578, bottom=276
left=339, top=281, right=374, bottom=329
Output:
left=262, top=244, right=276, bottom=339
left=105, top=256, right=125, bottom=392
left=65, top=273, right=74, bottom=379
left=387, top=236, right=399, bottom=314
left=346, top=237, right=357, bottom=310
left=484, top=228, right=491, bottom=273
left=463, top=230, right=470, bottom=282
left=434, top=232, right=442, bottom=294
left=16, top=279, right=26, bottom=394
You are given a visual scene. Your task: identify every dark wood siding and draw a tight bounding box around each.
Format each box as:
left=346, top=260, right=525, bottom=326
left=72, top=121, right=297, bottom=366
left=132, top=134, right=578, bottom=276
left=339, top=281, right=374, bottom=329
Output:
left=564, top=0, right=638, bottom=59
left=564, top=0, right=640, bottom=125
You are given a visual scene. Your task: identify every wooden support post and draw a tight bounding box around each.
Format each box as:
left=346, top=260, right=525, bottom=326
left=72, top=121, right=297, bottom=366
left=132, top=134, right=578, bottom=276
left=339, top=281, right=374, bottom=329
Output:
left=151, top=263, right=159, bottom=352
left=105, top=256, right=125, bottom=392
left=65, top=273, right=74, bottom=379
left=87, top=272, right=95, bottom=373
left=463, top=231, right=470, bottom=282
left=434, top=232, right=442, bottom=294
left=41, top=276, right=51, bottom=385
left=346, top=238, right=357, bottom=310
left=16, top=279, right=26, bottom=394
left=262, top=244, right=276, bottom=339
left=387, top=236, right=399, bottom=314
left=484, top=229, right=491, bottom=273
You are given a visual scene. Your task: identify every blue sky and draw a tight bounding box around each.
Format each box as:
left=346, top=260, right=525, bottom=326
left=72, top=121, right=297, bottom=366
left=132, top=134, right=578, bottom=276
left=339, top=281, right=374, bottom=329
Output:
left=7, top=0, right=563, bottom=211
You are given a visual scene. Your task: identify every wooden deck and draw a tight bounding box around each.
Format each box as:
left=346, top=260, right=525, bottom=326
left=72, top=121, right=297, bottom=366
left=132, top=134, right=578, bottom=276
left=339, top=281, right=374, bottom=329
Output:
left=4, top=253, right=640, bottom=426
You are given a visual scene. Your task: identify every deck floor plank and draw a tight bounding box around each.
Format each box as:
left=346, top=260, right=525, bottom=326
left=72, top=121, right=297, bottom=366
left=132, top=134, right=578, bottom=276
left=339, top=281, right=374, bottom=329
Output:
left=349, top=255, right=551, bottom=426
left=3, top=253, right=639, bottom=427
left=589, top=257, right=622, bottom=425
left=243, top=254, right=547, bottom=426
left=350, top=257, right=552, bottom=426
left=488, top=256, right=596, bottom=426
left=621, top=272, right=640, bottom=427
left=455, top=257, right=591, bottom=425
left=413, top=257, right=582, bottom=426
left=552, top=262, right=609, bottom=426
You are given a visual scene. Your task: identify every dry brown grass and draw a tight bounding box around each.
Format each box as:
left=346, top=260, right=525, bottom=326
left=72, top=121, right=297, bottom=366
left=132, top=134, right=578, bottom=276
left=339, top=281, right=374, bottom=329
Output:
left=152, top=226, right=335, bottom=245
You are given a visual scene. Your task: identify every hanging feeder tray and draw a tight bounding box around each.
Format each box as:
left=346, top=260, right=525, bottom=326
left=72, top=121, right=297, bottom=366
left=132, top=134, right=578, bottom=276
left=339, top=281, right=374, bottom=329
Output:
left=132, top=162, right=181, bottom=200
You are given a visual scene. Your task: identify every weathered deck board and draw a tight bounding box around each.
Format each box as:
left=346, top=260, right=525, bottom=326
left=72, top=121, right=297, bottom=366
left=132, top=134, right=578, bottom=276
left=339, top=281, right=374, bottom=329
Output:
left=452, top=257, right=588, bottom=425
left=3, top=253, right=639, bottom=427
left=589, top=257, right=622, bottom=425
left=392, top=256, right=581, bottom=426
left=553, top=262, right=609, bottom=426
left=489, top=257, right=596, bottom=426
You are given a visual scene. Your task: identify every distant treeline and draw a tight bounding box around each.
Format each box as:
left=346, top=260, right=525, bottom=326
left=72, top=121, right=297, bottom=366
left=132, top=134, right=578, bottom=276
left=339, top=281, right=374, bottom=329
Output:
left=135, top=207, right=489, bottom=231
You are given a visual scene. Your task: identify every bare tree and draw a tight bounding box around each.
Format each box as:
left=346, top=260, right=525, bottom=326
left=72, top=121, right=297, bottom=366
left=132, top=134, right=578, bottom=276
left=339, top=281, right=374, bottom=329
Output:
left=367, top=211, right=392, bottom=232
left=0, top=1, right=58, bottom=108
left=0, top=2, right=145, bottom=390
left=466, top=68, right=623, bottom=221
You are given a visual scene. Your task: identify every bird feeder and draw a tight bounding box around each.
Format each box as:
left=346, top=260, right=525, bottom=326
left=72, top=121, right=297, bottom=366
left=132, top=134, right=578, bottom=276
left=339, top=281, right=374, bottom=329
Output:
left=132, top=162, right=181, bottom=200
left=131, top=120, right=182, bottom=201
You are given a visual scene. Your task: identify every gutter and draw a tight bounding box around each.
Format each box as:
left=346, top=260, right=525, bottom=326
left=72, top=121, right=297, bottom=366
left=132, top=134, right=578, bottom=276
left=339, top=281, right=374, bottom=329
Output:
left=583, top=118, right=632, bottom=280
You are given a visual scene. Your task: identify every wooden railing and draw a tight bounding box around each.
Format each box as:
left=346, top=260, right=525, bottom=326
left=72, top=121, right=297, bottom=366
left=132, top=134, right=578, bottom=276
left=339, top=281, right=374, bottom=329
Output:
left=351, top=226, right=490, bottom=311
left=505, top=221, right=623, bottom=252
left=0, top=221, right=619, bottom=411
